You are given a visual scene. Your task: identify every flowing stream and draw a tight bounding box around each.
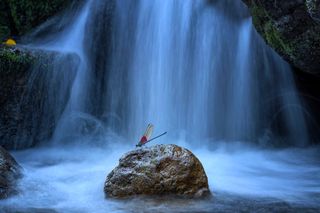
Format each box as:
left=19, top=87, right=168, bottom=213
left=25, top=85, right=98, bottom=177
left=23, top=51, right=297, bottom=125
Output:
left=1, top=0, right=320, bottom=212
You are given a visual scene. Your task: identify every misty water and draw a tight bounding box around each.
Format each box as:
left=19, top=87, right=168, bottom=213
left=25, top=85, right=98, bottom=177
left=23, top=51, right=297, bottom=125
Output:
left=1, top=0, right=320, bottom=212
left=2, top=142, right=320, bottom=212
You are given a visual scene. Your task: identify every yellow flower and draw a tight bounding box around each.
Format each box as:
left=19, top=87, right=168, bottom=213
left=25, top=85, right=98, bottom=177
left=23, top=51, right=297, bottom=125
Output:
left=3, top=38, right=17, bottom=46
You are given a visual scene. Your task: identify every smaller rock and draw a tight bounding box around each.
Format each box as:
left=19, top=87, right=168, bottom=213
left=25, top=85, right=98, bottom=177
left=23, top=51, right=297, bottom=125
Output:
left=0, top=146, right=22, bottom=199
left=104, top=144, right=210, bottom=198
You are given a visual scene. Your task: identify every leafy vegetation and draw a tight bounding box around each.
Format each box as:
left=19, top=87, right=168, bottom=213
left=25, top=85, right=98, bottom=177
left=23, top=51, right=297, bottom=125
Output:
left=0, top=47, right=35, bottom=74
left=0, top=0, right=71, bottom=40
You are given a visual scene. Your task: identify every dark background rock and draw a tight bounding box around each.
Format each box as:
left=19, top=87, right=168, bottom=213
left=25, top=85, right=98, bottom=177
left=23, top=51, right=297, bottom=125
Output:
left=0, top=0, right=73, bottom=41
left=0, top=47, right=37, bottom=149
left=242, top=0, right=320, bottom=74
left=105, top=144, right=210, bottom=198
left=0, top=47, right=79, bottom=149
left=293, top=68, right=320, bottom=143
left=0, top=146, right=21, bottom=199
left=0, top=0, right=78, bottom=149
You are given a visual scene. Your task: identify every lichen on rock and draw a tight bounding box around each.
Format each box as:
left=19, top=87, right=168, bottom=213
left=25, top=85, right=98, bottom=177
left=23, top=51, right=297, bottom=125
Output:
left=104, top=144, right=210, bottom=198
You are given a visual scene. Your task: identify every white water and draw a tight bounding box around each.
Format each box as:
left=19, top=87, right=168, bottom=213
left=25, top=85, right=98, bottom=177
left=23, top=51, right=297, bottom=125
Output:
left=17, top=0, right=309, bottom=147
left=110, top=0, right=308, bottom=145
left=1, top=141, right=320, bottom=212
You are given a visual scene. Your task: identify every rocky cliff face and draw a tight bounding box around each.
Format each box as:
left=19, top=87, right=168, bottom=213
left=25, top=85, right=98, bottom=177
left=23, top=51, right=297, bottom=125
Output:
left=0, top=47, right=79, bottom=149
left=242, top=0, right=320, bottom=73
left=0, top=47, right=37, bottom=149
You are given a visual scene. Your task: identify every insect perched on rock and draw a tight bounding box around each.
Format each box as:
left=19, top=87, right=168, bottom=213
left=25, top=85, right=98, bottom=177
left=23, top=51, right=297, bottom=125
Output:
left=136, top=123, right=167, bottom=147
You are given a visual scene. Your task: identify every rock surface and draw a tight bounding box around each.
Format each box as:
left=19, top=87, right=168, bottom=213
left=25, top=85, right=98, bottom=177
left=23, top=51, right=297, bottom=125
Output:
left=104, top=144, right=210, bottom=198
left=0, top=146, right=21, bottom=199
left=0, top=47, right=79, bottom=149
left=0, top=0, right=73, bottom=40
left=242, top=0, right=320, bottom=73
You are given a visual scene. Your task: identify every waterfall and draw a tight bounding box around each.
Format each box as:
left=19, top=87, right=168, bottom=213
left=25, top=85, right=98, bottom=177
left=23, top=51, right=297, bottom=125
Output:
left=3, top=1, right=320, bottom=211
left=21, top=0, right=308, bottom=148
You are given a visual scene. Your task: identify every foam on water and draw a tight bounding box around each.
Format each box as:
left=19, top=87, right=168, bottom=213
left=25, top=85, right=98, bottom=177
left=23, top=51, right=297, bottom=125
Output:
left=1, top=141, right=320, bottom=212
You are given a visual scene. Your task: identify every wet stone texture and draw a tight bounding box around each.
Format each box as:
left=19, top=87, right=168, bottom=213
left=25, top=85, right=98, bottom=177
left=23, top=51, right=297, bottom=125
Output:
left=104, top=144, right=210, bottom=198
left=0, top=47, right=79, bottom=149
left=242, top=0, right=320, bottom=73
left=0, top=146, right=21, bottom=199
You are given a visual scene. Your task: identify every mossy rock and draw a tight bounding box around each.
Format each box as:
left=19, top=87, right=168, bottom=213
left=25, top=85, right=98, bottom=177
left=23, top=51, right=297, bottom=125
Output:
left=0, top=46, right=80, bottom=149
left=0, top=47, right=35, bottom=73
left=243, top=0, right=320, bottom=73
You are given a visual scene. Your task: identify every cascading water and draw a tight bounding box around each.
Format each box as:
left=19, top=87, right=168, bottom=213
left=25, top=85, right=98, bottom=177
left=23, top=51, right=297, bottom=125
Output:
left=59, top=0, right=311, bottom=147
left=20, top=0, right=309, bottom=147
left=111, top=0, right=308, bottom=145
left=1, top=0, right=320, bottom=212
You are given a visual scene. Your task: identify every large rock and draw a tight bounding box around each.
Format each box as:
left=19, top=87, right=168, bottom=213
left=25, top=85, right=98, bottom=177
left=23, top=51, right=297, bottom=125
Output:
left=242, top=0, right=320, bottom=73
left=104, top=144, right=210, bottom=198
left=0, top=47, right=79, bottom=149
left=0, top=146, right=21, bottom=199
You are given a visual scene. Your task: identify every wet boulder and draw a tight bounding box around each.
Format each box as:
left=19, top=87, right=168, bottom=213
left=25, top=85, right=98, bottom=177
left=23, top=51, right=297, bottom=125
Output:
left=0, top=146, right=22, bottom=199
left=104, top=144, right=210, bottom=198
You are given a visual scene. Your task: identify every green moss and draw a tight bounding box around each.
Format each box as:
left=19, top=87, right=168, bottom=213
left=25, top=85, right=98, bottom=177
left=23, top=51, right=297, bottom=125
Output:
left=0, top=47, right=35, bottom=74
left=264, top=22, right=294, bottom=56
left=250, top=2, right=268, bottom=31
left=249, top=1, right=294, bottom=58
left=0, top=48, right=33, bottom=63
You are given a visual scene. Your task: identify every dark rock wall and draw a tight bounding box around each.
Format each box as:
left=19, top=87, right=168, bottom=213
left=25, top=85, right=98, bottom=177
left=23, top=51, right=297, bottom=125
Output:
left=293, top=68, right=320, bottom=142
left=242, top=0, right=320, bottom=73
left=0, top=48, right=36, bottom=149
left=0, top=0, right=72, bottom=40
left=0, top=47, right=79, bottom=149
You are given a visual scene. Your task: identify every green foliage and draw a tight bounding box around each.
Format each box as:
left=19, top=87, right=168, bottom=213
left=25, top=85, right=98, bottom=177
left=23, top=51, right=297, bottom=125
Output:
left=0, top=47, right=35, bottom=74
left=0, top=0, right=71, bottom=40
left=0, top=26, right=10, bottom=40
